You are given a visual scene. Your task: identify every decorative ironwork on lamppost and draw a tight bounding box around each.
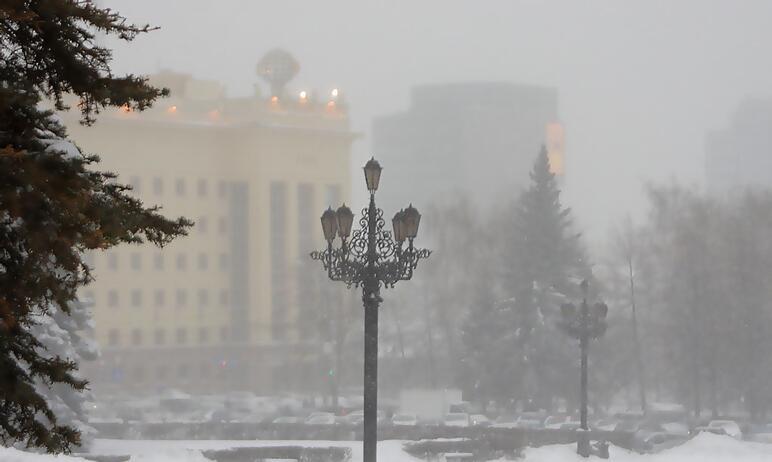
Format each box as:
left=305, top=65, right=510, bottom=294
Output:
left=310, top=158, right=431, bottom=462
left=559, top=279, right=608, bottom=458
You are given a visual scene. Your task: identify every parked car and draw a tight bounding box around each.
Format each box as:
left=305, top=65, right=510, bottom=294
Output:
left=544, top=415, right=571, bottom=429
left=660, top=421, right=690, bottom=436
left=693, top=425, right=727, bottom=436
left=516, top=418, right=544, bottom=429
left=591, top=418, right=618, bottom=432
left=272, top=416, right=302, bottom=424
left=491, top=415, right=518, bottom=429
left=443, top=413, right=470, bottom=427
left=392, top=413, right=418, bottom=426
left=306, top=412, right=336, bottom=425
left=470, top=414, right=491, bottom=427
left=614, top=419, right=642, bottom=432
left=638, top=431, right=687, bottom=453
left=707, top=420, right=742, bottom=438
left=344, top=409, right=386, bottom=425
left=559, top=421, right=582, bottom=431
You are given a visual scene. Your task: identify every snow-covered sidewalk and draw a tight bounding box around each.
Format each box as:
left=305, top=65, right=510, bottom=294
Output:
left=1, top=433, right=771, bottom=462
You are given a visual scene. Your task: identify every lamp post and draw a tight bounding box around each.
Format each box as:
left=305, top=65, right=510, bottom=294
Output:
left=310, top=158, right=430, bottom=462
left=559, top=280, right=608, bottom=457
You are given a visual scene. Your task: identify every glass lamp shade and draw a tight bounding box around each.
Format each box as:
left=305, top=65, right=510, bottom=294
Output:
left=363, top=157, right=382, bottom=192
left=336, top=204, right=354, bottom=238
left=593, top=302, right=608, bottom=319
left=392, top=210, right=407, bottom=243
left=320, top=207, right=338, bottom=242
left=561, top=303, right=576, bottom=320
left=402, top=204, right=421, bottom=238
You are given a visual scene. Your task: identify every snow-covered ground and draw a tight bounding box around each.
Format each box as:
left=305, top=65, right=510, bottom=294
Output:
left=1, top=433, right=771, bottom=462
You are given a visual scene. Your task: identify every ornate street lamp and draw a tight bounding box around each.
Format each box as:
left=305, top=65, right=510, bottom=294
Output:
left=310, top=158, right=430, bottom=462
left=559, top=279, right=608, bottom=458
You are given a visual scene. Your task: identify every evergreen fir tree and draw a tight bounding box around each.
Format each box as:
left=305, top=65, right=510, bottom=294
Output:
left=511, top=146, right=591, bottom=410
left=0, top=1, right=191, bottom=452
left=30, top=300, right=99, bottom=451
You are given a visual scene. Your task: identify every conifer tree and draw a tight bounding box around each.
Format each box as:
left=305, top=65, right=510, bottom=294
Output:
left=0, top=1, right=190, bottom=452
left=461, top=146, right=591, bottom=410
left=510, top=146, right=592, bottom=410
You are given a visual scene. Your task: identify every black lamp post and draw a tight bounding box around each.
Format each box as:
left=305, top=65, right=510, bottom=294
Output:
left=560, top=280, right=608, bottom=457
left=311, top=158, right=430, bottom=462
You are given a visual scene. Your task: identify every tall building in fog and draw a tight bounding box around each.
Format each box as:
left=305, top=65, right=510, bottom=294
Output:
left=372, top=82, right=564, bottom=212
left=706, top=98, right=772, bottom=195
left=66, top=51, right=355, bottom=394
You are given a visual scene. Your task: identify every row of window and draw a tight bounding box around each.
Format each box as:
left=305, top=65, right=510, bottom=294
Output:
left=107, top=325, right=230, bottom=347
left=128, top=177, right=229, bottom=199
left=98, top=288, right=230, bottom=308
left=116, top=361, right=244, bottom=382
left=102, top=252, right=231, bottom=272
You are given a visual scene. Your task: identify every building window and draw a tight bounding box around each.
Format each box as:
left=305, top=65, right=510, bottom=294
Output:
left=197, top=289, right=209, bottom=307
left=131, top=329, right=142, bottom=346
left=270, top=181, right=288, bottom=341
left=218, top=217, right=228, bottom=235
left=154, top=253, right=164, bottom=270
left=129, top=176, right=141, bottom=194
left=219, top=253, right=229, bottom=271
left=130, top=253, right=142, bottom=271
left=153, top=177, right=163, bottom=195
left=197, top=179, right=208, bottom=197
left=131, top=289, right=142, bottom=307
left=175, top=328, right=187, bottom=345
left=154, top=329, right=166, bottom=345
left=154, top=289, right=165, bottom=307
left=197, top=253, right=208, bottom=270
left=107, top=253, right=118, bottom=270
left=176, top=254, right=187, bottom=270
left=218, top=181, right=228, bottom=198
left=219, top=290, right=229, bottom=307
left=197, top=216, right=208, bottom=234
left=198, top=327, right=209, bottom=344
left=108, top=329, right=120, bottom=346
left=298, top=183, right=314, bottom=251
left=108, top=290, right=119, bottom=308
left=175, top=178, right=186, bottom=196
left=175, top=289, right=187, bottom=307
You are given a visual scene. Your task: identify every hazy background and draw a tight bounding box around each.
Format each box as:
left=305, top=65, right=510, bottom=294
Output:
left=104, top=0, right=772, bottom=243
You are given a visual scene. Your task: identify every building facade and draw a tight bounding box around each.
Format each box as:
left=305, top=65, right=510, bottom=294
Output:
left=66, top=56, right=355, bottom=394
left=372, top=82, right=563, bottom=213
left=706, top=98, right=772, bottom=195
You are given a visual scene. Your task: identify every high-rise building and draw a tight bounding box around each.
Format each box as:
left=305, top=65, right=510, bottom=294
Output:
left=372, top=82, right=563, bottom=212
left=706, top=98, right=772, bottom=195
left=65, top=51, right=355, bottom=394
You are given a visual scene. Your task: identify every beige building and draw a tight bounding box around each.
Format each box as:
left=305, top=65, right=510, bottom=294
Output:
left=66, top=54, right=355, bottom=394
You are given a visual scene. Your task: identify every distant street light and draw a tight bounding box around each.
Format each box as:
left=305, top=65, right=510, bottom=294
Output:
left=560, top=279, right=608, bottom=458
left=311, top=158, right=431, bottom=462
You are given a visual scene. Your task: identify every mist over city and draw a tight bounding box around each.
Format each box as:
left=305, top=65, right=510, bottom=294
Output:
left=2, top=2, right=772, bottom=462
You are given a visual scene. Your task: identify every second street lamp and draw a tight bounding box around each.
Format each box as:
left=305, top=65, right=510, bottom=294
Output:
left=560, top=279, right=608, bottom=458
left=310, top=158, right=430, bottom=462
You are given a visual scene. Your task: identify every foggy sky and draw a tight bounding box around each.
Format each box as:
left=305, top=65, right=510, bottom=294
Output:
left=104, top=0, right=772, bottom=245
